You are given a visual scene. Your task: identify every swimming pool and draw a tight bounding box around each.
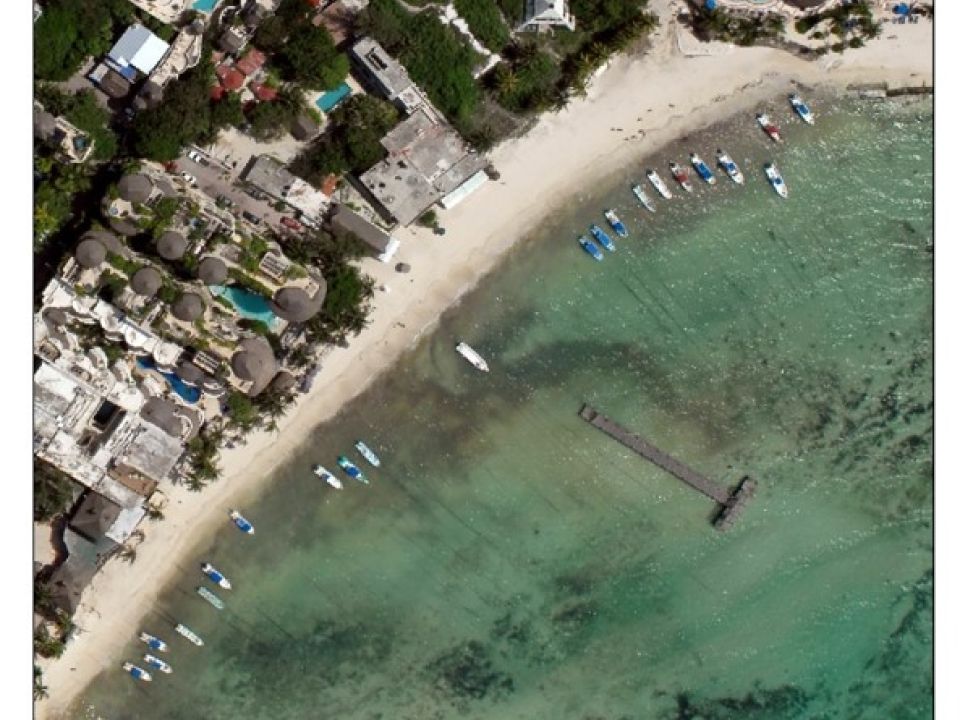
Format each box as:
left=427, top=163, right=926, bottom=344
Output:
left=315, top=82, right=352, bottom=113
left=191, top=0, right=218, bottom=12
left=136, top=357, right=201, bottom=404
left=210, top=285, right=281, bottom=330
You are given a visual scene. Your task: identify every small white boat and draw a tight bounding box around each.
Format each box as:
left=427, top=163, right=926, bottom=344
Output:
left=313, top=464, right=343, bottom=489
left=757, top=113, right=783, bottom=143
left=764, top=163, right=788, bottom=199
left=139, top=632, right=168, bottom=652
left=144, top=654, right=173, bottom=674
left=197, top=586, right=225, bottom=610
left=631, top=184, right=655, bottom=212
left=123, top=662, right=152, bottom=682
left=355, top=440, right=381, bottom=467
left=229, top=509, right=255, bottom=535
left=174, top=623, right=204, bottom=646
left=646, top=170, right=673, bottom=200
left=789, top=93, right=814, bottom=125
left=201, top=563, right=232, bottom=590
left=456, top=342, right=489, bottom=373
left=716, top=150, right=745, bottom=185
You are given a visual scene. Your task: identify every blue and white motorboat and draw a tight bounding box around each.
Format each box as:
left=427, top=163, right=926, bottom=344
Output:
left=789, top=93, right=814, bottom=125
left=313, top=464, right=343, bottom=489
left=578, top=236, right=603, bottom=261
left=689, top=153, right=716, bottom=185
left=139, top=632, right=168, bottom=652
left=229, top=510, right=255, bottom=535
left=631, top=184, right=655, bottom=212
left=602, top=210, right=628, bottom=238
left=337, top=456, right=368, bottom=484
left=144, top=654, right=173, bottom=674
left=197, top=586, right=225, bottom=610
left=355, top=441, right=381, bottom=467
left=646, top=169, right=673, bottom=199
left=174, top=623, right=204, bottom=646
left=716, top=150, right=745, bottom=185
left=201, top=563, right=232, bottom=590
left=589, top=224, right=616, bottom=252
left=123, top=662, right=152, bottom=682
left=764, top=163, right=788, bottom=199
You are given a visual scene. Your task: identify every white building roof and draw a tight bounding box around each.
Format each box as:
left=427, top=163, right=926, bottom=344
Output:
left=440, top=170, right=489, bottom=210
left=109, top=24, right=171, bottom=76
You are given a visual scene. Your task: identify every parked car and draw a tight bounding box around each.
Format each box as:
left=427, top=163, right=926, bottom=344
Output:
left=187, top=149, right=204, bottom=164
left=242, top=211, right=262, bottom=225
left=180, top=172, right=198, bottom=187
left=244, top=187, right=267, bottom=201
left=216, top=194, right=235, bottom=208
left=280, top=216, right=304, bottom=232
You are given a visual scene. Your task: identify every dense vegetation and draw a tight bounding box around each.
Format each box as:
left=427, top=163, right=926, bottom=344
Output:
left=34, top=459, right=77, bottom=522
left=35, top=86, right=119, bottom=161
left=129, top=58, right=234, bottom=161
left=793, top=0, right=881, bottom=46
left=292, top=94, right=400, bottom=183
left=358, top=0, right=482, bottom=128
left=454, top=0, right=511, bottom=52
left=488, top=43, right=562, bottom=114
left=685, top=6, right=784, bottom=46
left=33, top=0, right=134, bottom=81
left=33, top=156, right=92, bottom=249
left=245, top=88, right=303, bottom=141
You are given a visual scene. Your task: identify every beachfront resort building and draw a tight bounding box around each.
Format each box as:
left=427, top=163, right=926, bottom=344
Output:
left=125, top=0, right=189, bottom=25
left=34, top=102, right=95, bottom=164
left=241, top=155, right=331, bottom=228
left=518, top=0, right=576, bottom=32
left=329, top=204, right=401, bottom=263
left=349, top=39, right=489, bottom=226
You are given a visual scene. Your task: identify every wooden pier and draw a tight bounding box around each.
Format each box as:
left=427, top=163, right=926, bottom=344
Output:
left=578, top=405, right=756, bottom=530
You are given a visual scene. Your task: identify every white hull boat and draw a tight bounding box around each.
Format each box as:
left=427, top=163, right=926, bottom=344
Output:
left=764, top=163, right=788, bottom=199
left=646, top=170, right=673, bottom=200
left=314, top=464, right=343, bottom=489
left=456, top=342, right=489, bottom=372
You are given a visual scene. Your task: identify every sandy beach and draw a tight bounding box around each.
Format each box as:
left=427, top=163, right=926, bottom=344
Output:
left=37, top=7, right=932, bottom=718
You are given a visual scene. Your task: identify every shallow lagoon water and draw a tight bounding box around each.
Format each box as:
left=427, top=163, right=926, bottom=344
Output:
left=75, top=95, right=932, bottom=720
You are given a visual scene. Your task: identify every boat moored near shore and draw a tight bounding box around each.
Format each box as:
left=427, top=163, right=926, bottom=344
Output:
left=789, top=93, right=815, bottom=124
left=764, top=162, right=788, bottom=198
left=229, top=510, right=255, bottom=535
left=669, top=162, right=694, bottom=192
left=578, top=236, right=604, bottom=262
left=716, top=150, right=745, bottom=184
left=646, top=169, right=673, bottom=199
left=455, top=342, right=490, bottom=373
left=602, top=210, right=628, bottom=238
left=590, top=224, right=616, bottom=252
left=313, top=464, right=343, bottom=489
left=174, top=623, right=204, bottom=646
left=690, top=153, right=717, bottom=185
left=144, top=654, right=173, bottom=674
left=632, top=184, right=655, bottom=212
left=123, top=663, right=152, bottom=682
left=201, top=563, right=232, bottom=590
left=355, top=441, right=381, bottom=467
left=197, top=586, right=225, bottom=610
left=757, top=113, right=783, bottom=142
left=139, top=632, right=168, bottom=652
left=337, top=455, right=369, bottom=484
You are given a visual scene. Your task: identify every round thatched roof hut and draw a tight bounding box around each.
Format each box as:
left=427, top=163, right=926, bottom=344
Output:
left=81, top=230, right=122, bottom=254
left=270, top=284, right=326, bottom=323
left=130, top=267, right=162, bottom=296
left=197, top=256, right=228, bottom=285
left=171, top=292, right=203, bottom=322
left=157, top=231, right=187, bottom=260
left=75, top=239, right=106, bottom=268
left=230, top=337, right=277, bottom=395
left=117, top=173, right=153, bottom=204
left=109, top=217, right=141, bottom=237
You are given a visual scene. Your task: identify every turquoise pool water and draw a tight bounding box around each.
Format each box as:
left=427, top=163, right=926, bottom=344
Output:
left=136, top=357, right=201, bottom=404
left=211, top=285, right=280, bottom=330
left=316, top=82, right=352, bottom=113
left=192, top=0, right=218, bottom=12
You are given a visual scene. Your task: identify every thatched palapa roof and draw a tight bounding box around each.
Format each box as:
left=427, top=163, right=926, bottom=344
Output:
left=197, top=256, right=228, bottom=285
left=117, top=173, right=154, bottom=204
left=157, top=230, right=187, bottom=260
left=230, top=337, right=277, bottom=396
left=75, top=239, right=106, bottom=268
left=270, top=284, right=326, bottom=323
left=130, top=267, right=162, bottom=296
left=171, top=292, right=203, bottom=322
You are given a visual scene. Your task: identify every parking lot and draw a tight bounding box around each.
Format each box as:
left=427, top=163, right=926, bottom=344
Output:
left=173, top=150, right=292, bottom=235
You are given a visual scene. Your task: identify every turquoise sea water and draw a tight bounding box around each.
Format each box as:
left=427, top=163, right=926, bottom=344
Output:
left=72, top=93, right=932, bottom=720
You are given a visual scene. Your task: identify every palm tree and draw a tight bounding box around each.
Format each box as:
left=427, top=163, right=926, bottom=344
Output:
left=119, top=546, right=137, bottom=564
left=34, top=666, right=48, bottom=701
left=495, top=67, right=520, bottom=98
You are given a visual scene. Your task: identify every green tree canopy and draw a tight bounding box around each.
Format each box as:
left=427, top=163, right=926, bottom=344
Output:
left=277, top=25, right=349, bottom=90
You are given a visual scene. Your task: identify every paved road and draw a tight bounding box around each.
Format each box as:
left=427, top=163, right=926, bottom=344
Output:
left=173, top=151, right=290, bottom=235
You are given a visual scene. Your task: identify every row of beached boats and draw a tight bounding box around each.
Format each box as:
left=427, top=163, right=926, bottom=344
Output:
left=577, top=95, right=814, bottom=262
left=122, top=94, right=816, bottom=682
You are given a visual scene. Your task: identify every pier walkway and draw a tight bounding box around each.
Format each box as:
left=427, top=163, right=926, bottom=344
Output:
left=578, top=404, right=756, bottom=530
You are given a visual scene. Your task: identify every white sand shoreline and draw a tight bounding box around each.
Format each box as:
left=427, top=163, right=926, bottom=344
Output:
left=37, top=12, right=931, bottom=718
